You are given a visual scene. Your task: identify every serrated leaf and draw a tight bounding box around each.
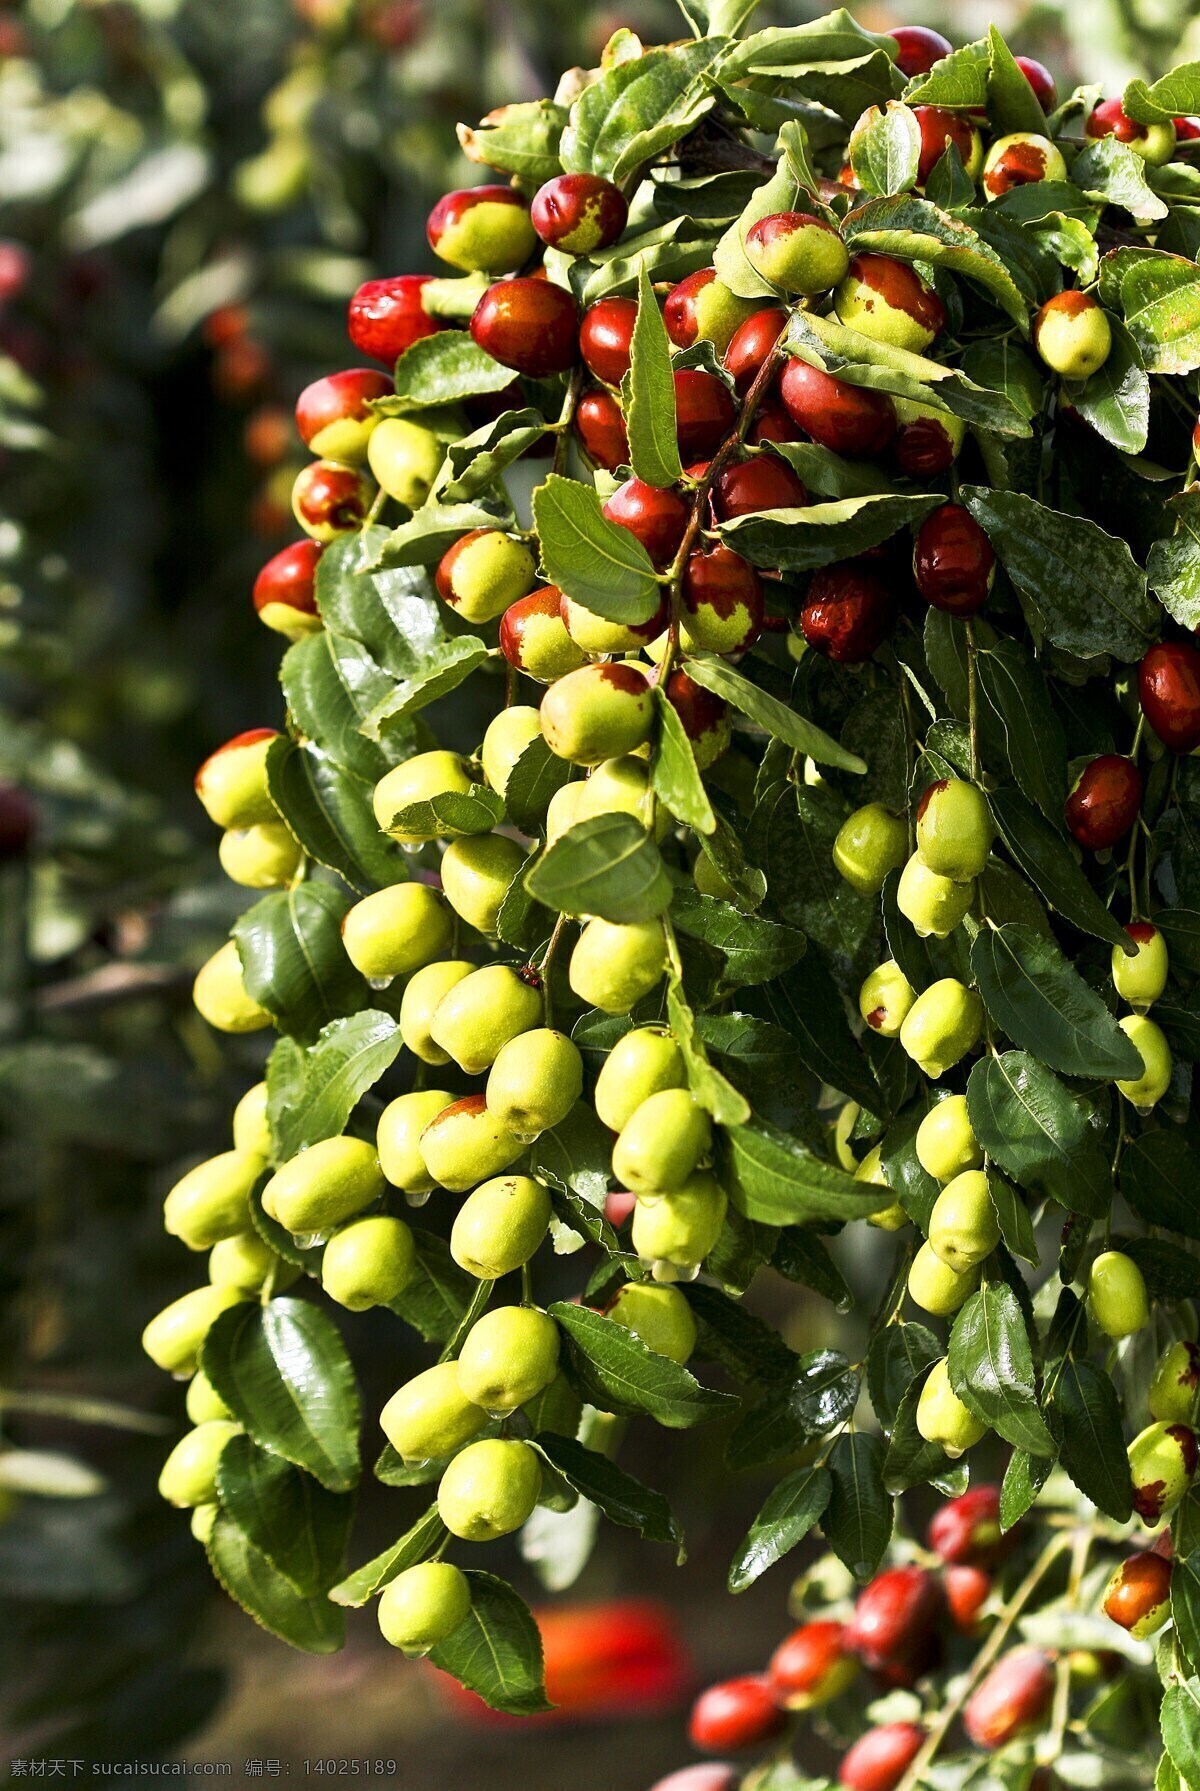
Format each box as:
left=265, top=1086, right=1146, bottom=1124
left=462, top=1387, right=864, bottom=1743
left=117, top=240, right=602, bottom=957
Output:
left=990, top=786, right=1133, bottom=952
left=427, top=1571, right=551, bottom=1716
left=824, top=1432, right=892, bottom=1581
left=267, top=738, right=410, bottom=895
left=1048, top=1358, right=1133, bottom=1522
left=392, top=333, right=515, bottom=406
left=720, top=491, right=941, bottom=572
left=725, top=1351, right=859, bottom=1470
left=532, top=475, right=661, bottom=624
left=561, top=39, right=724, bottom=182
left=948, top=1284, right=1055, bottom=1456
left=1070, top=316, right=1149, bottom=453
left=375, top=784, right=504, bottom=840
left=536, top=1433, right=681, bottom=1547
left=549, top=1302, right=737, bottom=1428
left=720, top=1116, right=892, bottom=1227
left=202, top=1298, right=360, bottom=1492
left=627, top=264, right=681, bottom=489
left=1106, top=248, right=1200, bottom=377
left=849, top=101, right=920, bottom=198
left=1072, top=137, right=1168, bottom=224
left=728, top=1462, right=831, bottom=1593
left=1149, top=490, right=1200, bottom=630
left=843, top=194, right=1029, bottom=326
left=207, top=1512, right=344, bottom=1654
left=216, top=1435, right=353, bottom=1596
left=233, top=883, right=368, bottom=1043
left=267, top=1009, right=403, bottom=1160
left=435, top=408, right=550, bottom=503
left=683, top=657, right=865, bottom=773
left=970, top=922, right=1143, bottom=1078
left=667, top=976, right=750, bottom=1127
left=868, top=1322, right=940, bottom=1430
left=967, top=1052, right=1109, bottom=1218
left=359, top=638, right=491, bottom=738
left=974, top=637, right=1066, bottom=821
left=1121, top=1130, right=1200, bottom=1241
left=387, top=1230, right=478, bottom=1344
left=525, top=812, right=672, bottom=923
left=328, top=1503, right=446, bottom=1608
left=1000, top=1447, right=1053, bottom=1531
left=651, top=686, right=715, bottom=834
left=503, top=735, right=572, bottom=835
left=670, top=885, right=805, bottom=986
left=1161, top=1681, right=1200, bottom=1785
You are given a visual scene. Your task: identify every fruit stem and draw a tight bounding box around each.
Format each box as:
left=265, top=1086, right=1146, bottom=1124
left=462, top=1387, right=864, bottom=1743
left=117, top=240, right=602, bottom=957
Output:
left=965, top=619, right=981, bottom=786
left=552, top=367, right=584, bottom=478
left=537, top=910, right=571, bottom=1024
left=365, top=485, right=387, bottom=527
left=893, top=1528, right=1075, bottom=1791
left=1040, top=1524, right=1093, bottom=1767
left=438, top=1277, right=491, bottom=1365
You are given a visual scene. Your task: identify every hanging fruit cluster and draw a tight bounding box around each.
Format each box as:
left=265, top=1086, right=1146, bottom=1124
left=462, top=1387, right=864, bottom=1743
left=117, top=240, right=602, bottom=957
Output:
left=144, top=7, right=1200, bottom=1776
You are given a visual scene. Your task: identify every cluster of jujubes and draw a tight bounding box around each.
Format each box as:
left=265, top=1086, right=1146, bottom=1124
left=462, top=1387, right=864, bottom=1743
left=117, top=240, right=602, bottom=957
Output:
left=146, top=8, right=1200, bottom=1762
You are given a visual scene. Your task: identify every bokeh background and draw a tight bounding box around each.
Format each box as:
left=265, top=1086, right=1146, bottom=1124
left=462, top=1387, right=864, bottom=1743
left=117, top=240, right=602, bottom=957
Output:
left=1, top=0, right=1196, bottom=1782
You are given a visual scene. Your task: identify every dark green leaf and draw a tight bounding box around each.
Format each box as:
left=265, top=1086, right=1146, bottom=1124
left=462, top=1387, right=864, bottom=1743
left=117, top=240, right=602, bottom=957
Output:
left=970, top=923, right=1142, bottom=1078
left=1049, top=1358, right=1133, bottom=1522
left=388, top=1230, right=478, bottom=1344
left=651, top=687, right=716, bottom=835
left=267, top=739, right=410, bottom=895
left=207, top=1512, right=345, bottom=1654
left=532, top=475, right=661, bottom=624
left=671, top=885, right=805, bottom=986
left=536, top=1433, right=681, bottom=1547
left=720, top=492, right=941, bottom=573
left=727, top=1462, right=832, bottom=1593
left=1162, top=1680, right=1200, bottom=1786
left=233, top=883, right=368, bottom=1043
left=526, top=813, right=672, bottom=924
left=685, top=658, right=866, bottom=773
left=867, top=1322, right=940, bottom=1431
left=267, top=1009, right=403, bottom=1160
left=550, top=1302, right=737, bottom=1428
left=967, top=1052, right=1110, bottom=1217
left=503, top=737, right=572, bottom=835
left=948, top=1284, right=1055, bottom=1456
left=202, top=1298, right=360, bottom=1492
left=999, top=1447, right=1053, bottom=1531
left=328, top=1504, right=446, bottom=1608
left=216, top=1435, right=353, bottom=1596
left=824, top=1432, right=892, bottom=1581
left=725, top=1351, right=859, bottom=1470
left=974, top=637, right=1067, bottom=821
left=684, top=1282, right=796, bottom=1383
left=721, top=1116, right=893, bottom=1227
left=427, top=1571, right=551, bottom=1716
left=627, top=264, right=681, bottom=488
left=990, top=786, right=1132, bottom=951
left=1122, top=1131, right=1200, bottom=1241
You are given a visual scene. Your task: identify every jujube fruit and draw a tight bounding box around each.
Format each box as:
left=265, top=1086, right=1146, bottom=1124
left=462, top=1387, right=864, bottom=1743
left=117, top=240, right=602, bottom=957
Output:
left=579, top=296, right=637, bottom=385
left=612, top=1088, right=712, bottom=1194
left=373, top=749, right=475, bottom=842
left=927, top=1484, right=1004, bottom=1566
left=982, top=132, right=1067, bottom=199
left=891, top=397, right=964, bottom=476
left=1064, top=754, right=1142, bottom=850
left=681, top=544, right=763, bottom=655
left=569, top=917, right=667, bottom=1014
left=437, top=1436, right=542, bottom=1540
left=450, top=1174, right=552, bottom=1279
left=896, top=854, right=974, bottom=939
left=607, top=1283, right=697, bottom=1365
left=531, top=173, right=627, bottom=255
left=889, top=25, right=951, bottom=76
left=914, top=106, right=984, bottom=184
left=832, top=803, right=908, bottom=895
left=470, top=277, right=579, bottom=378
left=712, top=453, right=806, bottom=520
left=163, top=1150, right=262, bottom=1252
left=195, top=729, right=279, bottom=829
left=322, top=1215, right=416, bottom=1310
left=262, top=1135, right=384, bottom=1234
left=218, top=821, right=302, bottom=890
left=574, top=388, right=629, bottom=471
left=500, top=586, right=587, bottom=683
left=768, top=1619, right=858, bottom=1710
left=800, top=561, right=896, bottom=663
left=1103, top=1551, right=1173, bottom=1639
left=1086, top=98, right=1176, bottom=165
left=724, top=306, right=787, bottom=395
left=916, top=778, right=994, bottom=881
left=833, top=253, right=945, bottom=354
left=899, top=978, right=983, bottom=1076
left=908, top=1239, right=980, bottom=1315
left=630, top=1169, right=727, bottom=1282
left=485, top=1027, right=582, bottom=1139
left=673, top=369, right=737, bottom=462
left=380, top=1360, right=488, bottom=1462
left=664, top=268, right=760, bottom=353
left=540, top=662, right=654, bottom=765
left=158, top=1420, right=241, bottom=1510
left=1033, top=291, right=1113, bottom=380
left=1112, top=921, right=1168, bottom=1009
left=142, top=1285, right=247, bottom=1377
left=838, top=1721, right=925, bottom=1791
left=913, top=504, right=995, bottom=616
left=744, top=211, right=850, bottom=296
left=419, top=1092, right=524, bottom=1190
left=480, top=706, right=541, bottom=798
left=366, top=416, right=442, bottom=507
left=928, top=1169, right=999, bottom=1272
left=1115, top=1014, right=1172, bottom=1110
left=1017, top=56, right=1057, bottom=109
left=291, top=459, right=372, bottom=540
left=253, top=540, right=323, bottom=639
left=594, top=1026, right=686, bottom=1131
left=436, top=528, right=537, bottom=624
left=915, top=1094, right=982, bottom=1182
left=1149, top=1340, right=1200, bottom=1423
left=295, top=368, right=391, bottom=464
left=377, top=1087, right=454, bottom=1195
left=844, top=1564, right=943, bottom=1685
left=378, top=1560, right=471, bottom=1654
left=397, top=962, right=473, bottom=1066
left=858, top=960, right=915, bottom=1038
left=341, top=882, right=453, bottom=978
left=602, top=476, right=689, bottom=565
left=562, top=590, right=667, bottom=655
left=455, top=1305, right=560, bottom=1414
left=687, top=1676, right=786, bottom=1753
left=440, top=832, right=526, bottom=936
left=963, top=1649, right=1054, bottom=1750
left=1128, top=1420, right=1198, bottom=1524
left=660, top=669, right=731, bottom=769
left=916, top=1358, right=988, bottom=1458
left=347, top=274, right=442, bottom=364
left=1139, top=640, right=1200, bottom=752
left=209, top=1231, right=296, bottom=1295
left=193, top=940, right=273, bottom=1034
left=780, top=359, right=897, bottom=456
left=427, top=184, right=536, bottom=274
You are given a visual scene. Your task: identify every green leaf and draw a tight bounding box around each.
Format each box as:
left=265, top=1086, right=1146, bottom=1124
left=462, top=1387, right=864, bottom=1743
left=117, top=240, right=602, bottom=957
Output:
left=202, top=1298, right=361, bottom=1492
left=1162, top=1679, right=1200, bottom=1787
left=769, top=439, right=899, bottom=501
left=1071, top=137, right=1168, bottom=224
left=771, top=1228, right=853, bottom=1309
left=903, top=37, right=989, bottom=107
left=525, top=813, right=672, bottom=924
left=747, top=950, right=884, bottom=1118
left=428, top=1571, right=551, bottom=1716
left=329, top=1504, right=446, bottom=1608
left=842, top=194, right=1029, bottom=326
left=725, top=1350, right=859, bottom=1470
left=1124, top=1238, right=1200, bottom=1302
left=360, top=638, right=492, bottom=738
left=720, top=1116, right=892, bottom=1227
left=678, top=0, right=762, bottom=36
left=1070, top=317, right=1149, bottom=454
left=974, top=636, right=1067, bottom=822
left=999, top=1447, right=1053, bottom=1531
left=561, top=39, right=724, bottom=182
left=369, top=503, right=503, bottom=572
left=535, top=1433, right=681, bottom=1548
left=720, top=491, right=942, bottom=573
left=267, top=1009, right=403, bottom=1160
left=727, top=1461, right=831, bottom=1593
left=667, top=976, right=751, bottom=1127
left=1149, top=491, right=1200, bottom=630
left=849, top=101, right=920, bottom=198
left=967, top=1052, right=1109, bottom=1217
left=1106, top=248, right=1200, bottom=377
left=216, top=1435, right=353, bottom=1597
left=684, top=1282, right=796, bottom=1383
left=233, top=883, right=368, bottom=1043
left=989, top=786, right=1133, bottom=952
left=392, top=333, right=515, bottom=406
left=1123, top=64, right=1200, bottom=124
left=549, top=1302, right=737, bottom=1428
left=207, top=1512, right=344, bottom=1654
left=823, top=1432, right=892, bottom=1581
left=375, top=784, right=505, bottom=840
left=627, top=264, right=681, bottom=489
left=387, top=1230, right=479, bottom=1344
left=868, top=1322, right=940, bottom=1430
left=986, top=24, right=1049, bottom=135
left=267, top=738, right=410, bottom=896
left=1048, top=1358, right=1133, bottom=1523
left=948, top=1284, right=1055, bottom=1456
left=962, top=485, right=1157, bottom=663
left=988, top=1170, right=1038, bottom=1266
left=435, top=408, right=549, bottom=504
left=532, top=475, right=661, bottom=625
left=970, top=923, right=1143, bottom=1078
left=457, top=101, right=567, bottom=181
left=529, top=1103, right=619, bottom=1251
left=279, top=629, right=407, bottom=783
left=683, top=657, right=866, bottom=773
left=314, top=536, right=450, bottom=681
left=1172, top=1551, right=1200, bottom=1673
left=879, top=1100, right=940, bottom=1231
left=670, top=885, right=805, bottom=986
left=651, top=686, right=716, bottom=834
left=503, top=736, right=573, bottom=836
left=1121, top=1130, right=1200, bottom=1241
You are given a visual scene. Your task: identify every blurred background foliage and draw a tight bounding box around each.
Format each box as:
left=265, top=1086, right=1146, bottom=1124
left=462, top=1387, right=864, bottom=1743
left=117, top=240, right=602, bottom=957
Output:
left=1, top=0, right=1198, bottom=1777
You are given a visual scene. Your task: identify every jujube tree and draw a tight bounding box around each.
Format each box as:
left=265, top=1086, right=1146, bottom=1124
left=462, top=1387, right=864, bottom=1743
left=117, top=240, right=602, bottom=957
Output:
left=143, top=7, right=1200, bottom=1780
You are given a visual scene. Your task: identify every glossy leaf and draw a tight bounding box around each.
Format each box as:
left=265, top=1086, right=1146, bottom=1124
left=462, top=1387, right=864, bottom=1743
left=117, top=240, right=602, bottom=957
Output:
left=970, top=922, right=1143, bottom=1077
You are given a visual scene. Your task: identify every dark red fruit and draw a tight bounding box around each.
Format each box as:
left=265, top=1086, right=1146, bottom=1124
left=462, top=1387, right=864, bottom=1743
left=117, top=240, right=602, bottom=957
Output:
left=724, top=307, right=787, bottom=395
left=945, top=1564, right=992, bottom=1632
left=914, top=106, right=980, bottom=185
left=348, top=275, right=442, bottom=364
left=1016, top=56, right=1057, bottom=110
left=767, top=1619, right=854, bottom=1709
left=1176, top=117, right=1200, bottom=141
left=963, top=1649, right=1054, bottom=1750
left=1140, top=641, right=1200, bottom=753
left=531, top=174, right=627, bottom=254
left=665, top=269, right=717, bottom=349
left=687, top=1676, right=786, bottom=1754
left=575, top=389, right=630, bottom=471
left=713, top=454, right=807, bottom=521
left=253, top=540, right=323, bottom=626
left=674, top=370, right=737, bottom=462
left=839, top=1722, right=925, bottom=1791
left=889, top=25, right=952, bottom=77
left=801, top=563, right=896, bottom=663
left=295, top=368, right=392, bottom=455
left=895, top=410, right=959, bottom=477
left=602, top=477, right=690, bottom=566
left=844, top=1565, right=943, bottom=1686
left=1086, top=98, right=1144, bottom=143
left=780, top=359, right=897, bottom=457
left=913, top=502, right=995, bottom=616
left=647, top=1770, right=738, bottom=1791
left=470, top=278, right=579, bottom=378
left=1064, top=755, right=1142, bottom=851
left=579, top=296, right=637, bottom=386
left=747, top=401, right=803, bottom=446
left=927, top=1484, right=1006, bottom=1566
left=660, top=669, right=731, bottom=766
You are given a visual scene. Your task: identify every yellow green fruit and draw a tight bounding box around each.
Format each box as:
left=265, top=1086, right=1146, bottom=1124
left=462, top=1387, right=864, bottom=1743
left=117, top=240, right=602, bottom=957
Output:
left=158, top=1420, right=242, bottom=1509
left=569, top=918, right=666, bottom=1014
left=450, top=1174, right=552, bottom=1279
left=480, top=707, right=542, bottom=798
left=916, top=1358, right=987, bottom=1459
left=185, top=1370, right=234, bottom=1426
left=915, top=1095, right=982, bottom=1182
left=455, top=1305, right=560, bottom=1414
left=142, top=1285, right=247, bottom=1377
left=262, top=1136, right=385, bottom=1234
left=193, top=940, right=273, bottom=1034
left=1116, top=1016, right=1172, bottom=1111
left=1112, top=925, right=1169, bottom=1010
left=209, top=1230, right=298, bottom=1294
left=341, top=883, right=454, bottom=979
left=232, top=1082, right=272, bottom=1160
left=916, top=779, right=993, bottom=882
left=612, top=1088, right=711, bottom=1194
left=377, top=1088, right=455, bottom=1195
left=608, top=1283, right=697, bottom=1364
left=164, top=1150, right=263, bottom=1251
left=858, top=960, right=915, bottom=1039
left=896, top=854, right=974, bottom=938
left=380, top=1361, right=488, bottom=1462
left=928, top=1170, right=1000, bottom=1274
left=378, top=1561, right=472, bottom=1654
left=1149, top=1341, right=1200, bottom=1424
left=832, top=803, right=908, bottom=896
left=907, top=1240, right=980, bottom=1316
left=485, top=1028, right=583, bottom=1138
left=900, top=979, right=984, bottom=1079
left=398, top=960, right=474, bottom=1064
left=440, top=833, right=526, bottom=936
left=373, top=751, right=475, bottom=844
left=630, top=1170, right=727, bottom=1282
left=429, top=964, right=543, bottom=1074
left=1088, top=1250, right=1149, bottom=1339
left=594, top=1027, right=686, bottom=1132
left=419, top=1095, right=523, bottom=1191
left=322, top=1215, right=416, bottom=1309
left=219, top=821, right=303, bottom=889
left=540, top=664, right=655, bottom=766
left=437, top=1437, right=542, bottom=1541
left=367, top=418, right=443, bottom=508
